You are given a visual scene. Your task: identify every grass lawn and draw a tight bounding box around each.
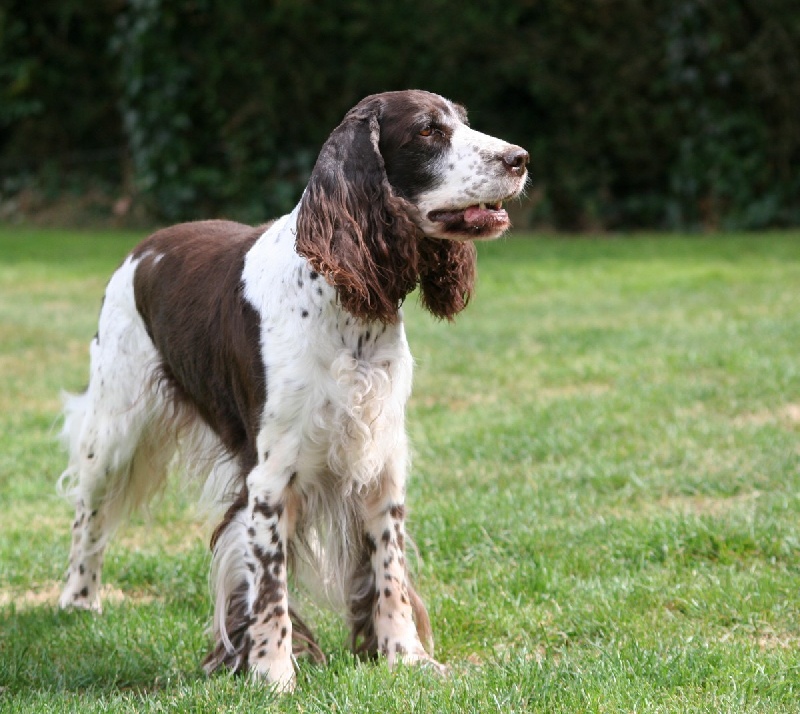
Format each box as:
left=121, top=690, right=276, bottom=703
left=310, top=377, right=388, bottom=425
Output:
left=1, top=225, right=799, bottom=712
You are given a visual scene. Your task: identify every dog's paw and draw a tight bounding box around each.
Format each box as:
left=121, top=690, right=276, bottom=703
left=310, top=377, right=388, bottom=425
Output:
left=251, top=652, right=296, bottom=694
left=58, top=586, right=102, bottom=614
left=396, top=649, right=448, bottom=676
left=384, top=637, right=447, bottom=675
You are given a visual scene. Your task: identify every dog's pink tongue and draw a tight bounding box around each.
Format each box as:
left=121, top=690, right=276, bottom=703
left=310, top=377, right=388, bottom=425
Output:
left=464, top=205, right=507, bottom=225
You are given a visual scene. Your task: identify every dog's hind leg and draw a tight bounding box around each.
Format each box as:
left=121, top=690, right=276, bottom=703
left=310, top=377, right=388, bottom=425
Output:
left=58, top=257, right=168, bottom=612
left=57, top=385, right=157, bottom=612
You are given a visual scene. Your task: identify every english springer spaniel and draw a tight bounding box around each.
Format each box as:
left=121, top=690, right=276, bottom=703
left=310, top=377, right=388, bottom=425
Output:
left=57, top=90, right=528, bottom=691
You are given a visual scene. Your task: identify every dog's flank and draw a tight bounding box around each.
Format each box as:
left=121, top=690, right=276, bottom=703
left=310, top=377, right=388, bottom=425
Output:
left=57, top=89, right=528, bottom=692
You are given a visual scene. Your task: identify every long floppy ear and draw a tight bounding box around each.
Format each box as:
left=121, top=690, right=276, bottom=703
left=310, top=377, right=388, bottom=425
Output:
left=296, top=100, right=422, bottom=324
left=417, top=238, right=477, bottom=321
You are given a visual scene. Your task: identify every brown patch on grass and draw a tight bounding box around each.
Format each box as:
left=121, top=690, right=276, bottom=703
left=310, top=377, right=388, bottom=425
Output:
left=12, top=509, right=69, bottom=533
left=0, top=337, right=90, bottom=413
left=733, top=403, right=800, bottom=429
left=756, top=631, right=800, bottom=651
left=538, top=382, right=612, bottom=401
left=717, top=627, right=800, bottom=651
left=117, top=519, right=207, bottom=552
left=414, top=390, right=500, bottom=412
left=609, top=491, right=762, bottom=521
left=466, top=644, right=547, bottom=669
left=655, top=491, right=761, bottom=518
left=0, top=582, right=158, bottom=611
left=783, top=404, right=800, bottom=423
left=413, top=381, right=611, bottom=412
left=13, top=498, right=207, bottom=554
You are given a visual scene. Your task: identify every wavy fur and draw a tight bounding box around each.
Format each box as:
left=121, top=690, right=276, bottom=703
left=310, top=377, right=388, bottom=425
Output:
left=55, top=90, right=527, bottom=692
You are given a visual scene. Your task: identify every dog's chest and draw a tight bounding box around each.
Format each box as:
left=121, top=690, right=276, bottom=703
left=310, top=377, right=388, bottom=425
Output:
left=265, top=310, right=412, bottom=488
left=243, top=227, right=413, bottom=487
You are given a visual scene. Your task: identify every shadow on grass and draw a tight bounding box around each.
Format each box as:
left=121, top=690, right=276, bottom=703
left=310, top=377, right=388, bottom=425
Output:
left=0, top=602, right=208, bottom=694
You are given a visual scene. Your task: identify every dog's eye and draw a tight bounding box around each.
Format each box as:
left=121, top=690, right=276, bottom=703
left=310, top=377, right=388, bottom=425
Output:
left=419, top=125, right=445, bottom=139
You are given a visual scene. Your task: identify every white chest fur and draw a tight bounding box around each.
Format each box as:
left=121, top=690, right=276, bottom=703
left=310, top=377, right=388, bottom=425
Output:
left=242, top=211, right=413, bottom=493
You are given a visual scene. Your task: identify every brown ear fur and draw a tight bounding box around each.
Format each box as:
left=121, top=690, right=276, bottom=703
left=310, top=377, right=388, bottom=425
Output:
left=417, top=238, right=476, bottom=321
left=296, top=101, right=476, bottom=323
left=296, top=101, right=419, bottom=324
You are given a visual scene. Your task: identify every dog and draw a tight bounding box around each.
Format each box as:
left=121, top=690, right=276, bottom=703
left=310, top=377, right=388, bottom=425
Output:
left=57, top=89, right=528, bottom=691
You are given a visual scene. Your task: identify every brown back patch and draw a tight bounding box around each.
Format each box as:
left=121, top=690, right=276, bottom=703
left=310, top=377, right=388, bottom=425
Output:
left=132, top=220, right=271, bottom=471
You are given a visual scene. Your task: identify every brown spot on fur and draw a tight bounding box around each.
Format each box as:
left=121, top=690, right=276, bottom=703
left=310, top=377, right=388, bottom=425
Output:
left=251, top=543, right=286, bottom=615
left=253, top=498, right=284, bottom=521
left=253, top=581, right=283, bottom=618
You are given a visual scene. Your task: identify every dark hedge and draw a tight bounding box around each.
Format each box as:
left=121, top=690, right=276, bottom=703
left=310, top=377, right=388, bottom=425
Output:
left=2, top=0, right=799, bottom=229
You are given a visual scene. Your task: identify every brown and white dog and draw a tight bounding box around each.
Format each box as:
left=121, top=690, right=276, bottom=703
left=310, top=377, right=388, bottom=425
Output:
left=57, top=90, right=528, bottom=691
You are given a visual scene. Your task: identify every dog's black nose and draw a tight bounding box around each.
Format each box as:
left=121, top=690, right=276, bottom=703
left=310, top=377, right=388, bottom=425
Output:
left=502, top=147, right=529, bottom=175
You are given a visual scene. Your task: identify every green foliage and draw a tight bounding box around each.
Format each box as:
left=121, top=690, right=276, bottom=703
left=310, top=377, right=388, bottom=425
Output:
left=0, top=1, right=123, bottom=187
left=1, top=1, right=799, bottom=228
left=111, top=0, right=300, bottom=221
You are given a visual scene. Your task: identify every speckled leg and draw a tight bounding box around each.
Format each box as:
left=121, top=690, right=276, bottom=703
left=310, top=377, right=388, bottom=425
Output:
left=58, top=498, right=108, bottom=612
left=245, top=489, right=295, bottom=692
left=57, top=379, right=155, bottom=615
left=367, top=502, right=440, bottom=668
left=57, top=440, right=128, bottom=614
left=350, top=454, right=444, bottom=672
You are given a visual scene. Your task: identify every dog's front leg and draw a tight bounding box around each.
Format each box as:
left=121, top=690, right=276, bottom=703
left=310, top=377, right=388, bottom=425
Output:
left=355, top=448, right=445, bottom=672
left=245, top=466, right=296, bottom=692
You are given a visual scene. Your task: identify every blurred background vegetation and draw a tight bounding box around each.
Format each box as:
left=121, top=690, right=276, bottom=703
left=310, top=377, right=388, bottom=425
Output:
left=1, top=0, right=798, bottom=231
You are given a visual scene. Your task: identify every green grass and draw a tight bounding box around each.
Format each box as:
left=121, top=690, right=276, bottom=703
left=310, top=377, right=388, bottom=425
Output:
left=1, top=226, right=799, bottom=712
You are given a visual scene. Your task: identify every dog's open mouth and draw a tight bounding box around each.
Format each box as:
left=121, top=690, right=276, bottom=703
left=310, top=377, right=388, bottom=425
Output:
left=427, top=201, right=510, bottom=237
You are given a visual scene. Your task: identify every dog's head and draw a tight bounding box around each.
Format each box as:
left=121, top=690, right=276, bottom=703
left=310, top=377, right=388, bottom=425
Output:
left=296, top=90, right=528, bottom=322
left=375, top=90, right=528, bottom=240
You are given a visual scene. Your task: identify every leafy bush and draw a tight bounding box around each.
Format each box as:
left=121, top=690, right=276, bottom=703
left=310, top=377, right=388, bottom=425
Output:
left=1, top=0, right=798, bottom=229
